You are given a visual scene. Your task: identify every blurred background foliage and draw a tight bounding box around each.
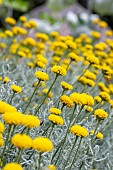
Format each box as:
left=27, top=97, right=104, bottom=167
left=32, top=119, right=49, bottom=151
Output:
left=0, top=0, right=113, bottom=28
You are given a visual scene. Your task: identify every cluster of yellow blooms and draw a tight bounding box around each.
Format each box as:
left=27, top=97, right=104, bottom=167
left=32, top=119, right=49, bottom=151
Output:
left=0, top=15, right=113, bottom=170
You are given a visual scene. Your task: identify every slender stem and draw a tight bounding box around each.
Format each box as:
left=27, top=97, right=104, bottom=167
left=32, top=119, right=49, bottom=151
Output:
left=69, top=137, right=82, bottom=169
left=23, top=80, right=41, bottom=114
left=41, top=123, right=51, bottom=136
left=52, top=104, right=77, bottom=164
left=66, top=60, right=72, bottom=70
left=73, top=64, right=91, bottom=86
left=88, top=74, right=103, bottom=94
left=91, top=119, right=100, bottom=143
left=73, top=105, right=84, bottom=124
left=34, top=75, right=58, bottom=115
left=9, top=92, right=15, bottom=104
left=62, top=137, right=78, bottom=170
left=38, top=153, right=41, bottom=170
left=5, top=125, right=16, bottom=157
left=47, top=124, right=54, bottom=138
left=0, top=125, right=12, bottom=160
left=15, top=149, right=23, bottom=163
left=57, top=89, right=65, bottom=108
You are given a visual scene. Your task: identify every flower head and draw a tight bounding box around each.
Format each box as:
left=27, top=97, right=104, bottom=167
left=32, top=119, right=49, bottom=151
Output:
left=48, top=114, right=64, bottom=125
left=5, top=17, right=16, bottom=25
left=60, top=95, right=74, bottom=108
left=3, top=163, right=23, bottom=170
left=0, top=101, right=17, bottom=114
left=22, top=115, right=40, bottom=128
left=0, top=122, right=5, bottom=134
left=99, top=91, right=110, bottom=102
left=49, top=107, right=62, bottom=115
left=11, top=134, right=32, bottom=149
left=91, top=130, right=103, bottom=140
left=11, top=84, right=22, bottom=93
left=70, top=125, right=89, bottom=138
left=47, top=165, right=56, bottom=170
left=35, top=71, right=49, bottom=81
left=2, top=112, right=24, bottom=125
left=51, top=65, right=66, bottom=76
left=94, top=109, right=108, bottom=120
left=32, top=137, right=53, bottom=153
left=60, top=81, right=73, bottom=90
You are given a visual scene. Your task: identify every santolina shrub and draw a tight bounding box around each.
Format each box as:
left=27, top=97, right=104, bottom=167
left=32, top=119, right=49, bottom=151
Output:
left=0, top=16, right=113, bottom=170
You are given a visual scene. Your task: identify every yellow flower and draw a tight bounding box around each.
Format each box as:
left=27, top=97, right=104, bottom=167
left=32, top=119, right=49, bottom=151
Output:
left=22, top=115, right=40, bottom=128
left=60, top=81, right=73, bottom=90
left=94, top=109, right=108, bottom=120
left=11, top=134, right=32, bottom=149
left=32, top=137, right=53, bottom=153
left=48, top=114, right=64, bottom=125
left=36, top=61, right=46, bottom=68
left=99, top=91, right=110, bottom=102
left=86, top=55, right=99, bottom=65
left=11, top=84, right=22, bottom=93
left=24, top=37, right=36, bottom=46
left=49, top=107, right=62, bottom=115
left=84, top=70, right=96, bottom=80
left=36, top=33, right=48, bottom=42
left=2, top=112, right=24, bottom=125
left=3, top=163, right=23, bottom=170
left=0, top=134, right=4, bottom=147
left=0, top=101, right=17, bottom=114
left=34, top=71, right=49, bottom=81
left=5, top=30, right=13, bottom=37
left=90, top=31, right=101, bottom=39
left=91, top=130, right=103, bottom=140
left=66, top=40, right=76, bottom=50
left=19, top=16, right=27, bottom=22
left=60, top=95, right=74, bottom=108
left=5, top=17, right=16, bottom=25
left=0, top=122, right=4, bottom=134
left=70, top=125, right=89, bottom=138
left=48, top=165, right=56, bottom=170
left=84, top=105, right=93, bottom=112
left=50, top=31, right=59, bottom=38
left=51, top=65, right=66, bottom=76
left=3, top=77, right=10, bottom=83
left=68, top=52, right=79, bottom=62
left=94, top=96, right=102, bottom=103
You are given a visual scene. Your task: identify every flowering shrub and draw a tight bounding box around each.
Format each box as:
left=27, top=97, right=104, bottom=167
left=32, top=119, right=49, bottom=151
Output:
left=0, top=16, right=113, bottom=170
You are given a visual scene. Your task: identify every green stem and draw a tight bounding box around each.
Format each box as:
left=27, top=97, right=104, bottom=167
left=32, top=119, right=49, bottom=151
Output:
left=57, top=89, right=65, bottom=108
left=15, top=149, right=23, bottom=163
left=88, top=74, right=103, bottom=94
left=73, top=64, right=91, bottom=86
left=73, top=105, right=84, bottom=124
left=23, top=80, right=41, bottom=114
left=38, top=153, right=41, bottom=170
left=62, top=137, right=78, bottom=170
left=9, top=92, right=15, bottom=104
left=52, top=104, right=77, bottom=164
left=91, top=119, right=100, bottom=144
left=0, top=125, right=12, bottom=160
left=5, top=125, right=16, bottom=157
left=47, top=124, right=54, bottom=138
left=66, top=60, right=72, bottom=71
left=34, top=75, right=58, bottom=115
left=70, top=137, right=82, bottom=169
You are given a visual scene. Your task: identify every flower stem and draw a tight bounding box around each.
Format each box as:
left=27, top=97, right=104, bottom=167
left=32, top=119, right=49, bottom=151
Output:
left=38, top=153, right=41, bottom=170
left=73, top=64, right=91, bottom=86
left=0, top=125, right=12, bottom=160
left=52, top=104, right=77, bottom=164
left=23, top=80, right=41, bottom=114
left=9, top=92, right=15, bottom=104
left=15, top=149, right=23, bottom=163
left=62, top=137, right=78, bottom=170
left=47, top=124, right=54, bottom=138
left=34, top=75, right=58, bottom=115
left=69, top=137, right=82, bottom=169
